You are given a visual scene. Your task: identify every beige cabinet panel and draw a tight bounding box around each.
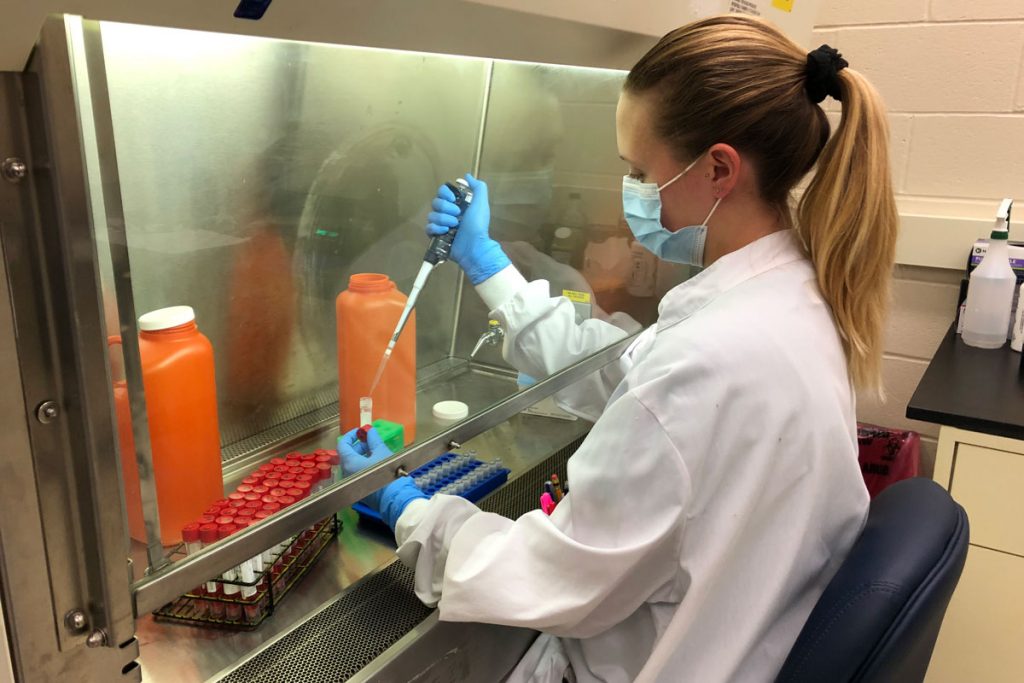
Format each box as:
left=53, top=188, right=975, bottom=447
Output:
left=952, top=444, right=1024, bottom=556
left=925, top=546, right=1024, bottom=683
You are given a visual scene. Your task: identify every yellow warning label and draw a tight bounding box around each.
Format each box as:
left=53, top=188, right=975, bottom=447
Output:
left=772, top=0, right=794, bottom=12
left=562, top=290, right=591, bottom=304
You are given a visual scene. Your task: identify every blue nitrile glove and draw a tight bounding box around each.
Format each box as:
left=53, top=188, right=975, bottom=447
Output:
left=426, top=174, right=511, bottom=285
left=339, top=427, right=428, bottom=530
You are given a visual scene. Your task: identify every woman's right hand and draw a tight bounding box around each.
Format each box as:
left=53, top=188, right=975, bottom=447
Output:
left=426, top=174, right=510, bottom=285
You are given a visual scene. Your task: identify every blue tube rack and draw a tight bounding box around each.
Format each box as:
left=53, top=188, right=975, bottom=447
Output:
left=353, top=453, right=509, bottom=533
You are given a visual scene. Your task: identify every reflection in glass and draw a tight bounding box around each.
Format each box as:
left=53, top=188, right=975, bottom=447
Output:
left=83, top=21, right=684, bottom=577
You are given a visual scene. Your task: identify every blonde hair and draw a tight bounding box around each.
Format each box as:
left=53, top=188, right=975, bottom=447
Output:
left=625, top=15, right=897, bottom=393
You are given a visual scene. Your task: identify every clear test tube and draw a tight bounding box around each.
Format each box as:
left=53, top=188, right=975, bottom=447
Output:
left=359, top=396, right=373, bottom=426
left=313, top=465, right=329, bottom=493
left=198, top=523, right=221, bottom=618
left=254, top=510, right=277, bottom=567
left=233, top=519, right=261, bottom=623
left=181, top=523, right=206, bottom=616
left=275, top=495, right=297, bottom=554
left=329, top=451, right=340, bottom=483
left=216, top=522, right=241, bottom=622
left=234, top=509, right=264, bottom=574
left=182, top=522, right=202, bottom=556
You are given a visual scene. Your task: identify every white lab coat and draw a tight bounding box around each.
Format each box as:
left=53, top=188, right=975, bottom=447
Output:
left=395, top=230, right=869, bottom=682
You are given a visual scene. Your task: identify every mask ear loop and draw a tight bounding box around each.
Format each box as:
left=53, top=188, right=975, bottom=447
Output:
left=657, top=154, right=703, bottom=192
left=702, top=197, right=723, bottom=226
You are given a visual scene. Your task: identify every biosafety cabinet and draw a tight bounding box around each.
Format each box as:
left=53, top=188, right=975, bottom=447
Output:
left=0, top=4, right=816, bottom=681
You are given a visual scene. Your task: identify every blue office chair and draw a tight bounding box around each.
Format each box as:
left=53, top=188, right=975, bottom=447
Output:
left=775, top=477, right=969, bottom=683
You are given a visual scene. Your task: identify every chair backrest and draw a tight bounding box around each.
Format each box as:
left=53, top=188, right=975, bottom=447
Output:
left=775, top=477, right=969, bottom=683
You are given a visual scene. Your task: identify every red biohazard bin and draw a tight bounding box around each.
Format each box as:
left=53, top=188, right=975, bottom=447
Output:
left=856, top=423, right=921, bottom=498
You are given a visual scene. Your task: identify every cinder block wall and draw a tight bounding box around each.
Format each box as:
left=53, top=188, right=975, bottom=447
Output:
left=814, top=0, right=1024, bottom=475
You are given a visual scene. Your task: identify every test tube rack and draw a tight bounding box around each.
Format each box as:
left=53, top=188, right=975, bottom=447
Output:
left=153, top=515, right=340, bottom=630
left=352, top=453, right=510, bottom=533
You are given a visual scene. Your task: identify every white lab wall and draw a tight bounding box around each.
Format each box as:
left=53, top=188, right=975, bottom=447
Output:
left=465, top=0, right=821, bottom=45
left=814, top=0, right=1024, bottom=475
left=0, top=0, right=653, bottom=72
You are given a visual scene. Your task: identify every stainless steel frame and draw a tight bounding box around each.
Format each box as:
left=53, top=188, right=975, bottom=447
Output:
left=74, top=17, right=168, bottom=573
left=1, top=12, right=643, bottom=681
left=0, top=15, right=139, bottom=683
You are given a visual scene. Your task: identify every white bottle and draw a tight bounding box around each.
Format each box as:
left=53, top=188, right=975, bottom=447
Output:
left=962, top=198, right=1016, bottom=349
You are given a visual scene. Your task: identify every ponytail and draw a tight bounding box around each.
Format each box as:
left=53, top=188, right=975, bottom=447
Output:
left=797, top=70, right=897, bottom=394
left=626, top=15, right=897, bottom=393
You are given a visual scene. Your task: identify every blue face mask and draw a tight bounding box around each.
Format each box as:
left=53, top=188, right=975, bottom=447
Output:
left=622, top=154, right=722, bottom=267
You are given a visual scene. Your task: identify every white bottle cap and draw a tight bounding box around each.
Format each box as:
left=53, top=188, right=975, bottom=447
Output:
left=138, top=305, right=195, bottom=331
left=554, top=227, right=572, bottom=239
left=432, top=400, right=469, bottom=423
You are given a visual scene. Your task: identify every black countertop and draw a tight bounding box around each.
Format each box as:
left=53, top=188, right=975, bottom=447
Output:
left=907, top=325, right=1024, bottom=441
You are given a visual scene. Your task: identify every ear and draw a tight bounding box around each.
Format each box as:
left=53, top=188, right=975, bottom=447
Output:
left=707, top=143, right=741, bottom=198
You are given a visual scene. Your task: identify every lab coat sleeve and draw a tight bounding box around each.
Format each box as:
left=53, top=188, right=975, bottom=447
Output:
left=474, top=265, right=640, bottom=421
left=394, top=390, right=690, bottom=639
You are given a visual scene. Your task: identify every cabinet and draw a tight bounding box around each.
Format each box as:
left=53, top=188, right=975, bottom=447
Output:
left=925, top=427, right=1024, bottom=683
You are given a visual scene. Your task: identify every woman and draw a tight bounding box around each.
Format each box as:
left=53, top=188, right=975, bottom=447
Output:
left=341, top=14, right=896, bottom=682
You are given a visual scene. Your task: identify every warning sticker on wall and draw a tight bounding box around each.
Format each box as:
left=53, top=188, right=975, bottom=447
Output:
left=729, top=0, right=762, bottom=15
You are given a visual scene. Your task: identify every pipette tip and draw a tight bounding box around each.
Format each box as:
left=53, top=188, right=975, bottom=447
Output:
left=368, top=347, right=393, bottom=396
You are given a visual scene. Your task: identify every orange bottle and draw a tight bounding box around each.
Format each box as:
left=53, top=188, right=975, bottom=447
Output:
left=113, top=306, right=224, bottom=545
left=337, top=274, right=416, bottom=444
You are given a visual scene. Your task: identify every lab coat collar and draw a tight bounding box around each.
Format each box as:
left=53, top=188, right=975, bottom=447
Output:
left=656, top=230, right=808, bottom=331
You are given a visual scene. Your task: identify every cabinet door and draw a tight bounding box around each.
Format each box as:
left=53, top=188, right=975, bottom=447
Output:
left=925, top=546, right=1024, bottom=683
left=951, top=444, right=1024, bottom=555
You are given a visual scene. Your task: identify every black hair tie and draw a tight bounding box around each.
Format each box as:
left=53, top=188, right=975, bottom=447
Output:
left=805, top=44, right=848, bottom=104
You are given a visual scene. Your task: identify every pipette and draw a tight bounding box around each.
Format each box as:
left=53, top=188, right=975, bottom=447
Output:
left=369, top=178, right=474, bottom=394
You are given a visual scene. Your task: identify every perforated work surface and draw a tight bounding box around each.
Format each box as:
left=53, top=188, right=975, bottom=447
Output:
left=217, top=434, right=586, bottom=682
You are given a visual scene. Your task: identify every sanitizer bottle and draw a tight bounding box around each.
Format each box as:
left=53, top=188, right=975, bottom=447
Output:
left=963, top=198, right=1016, bottom=349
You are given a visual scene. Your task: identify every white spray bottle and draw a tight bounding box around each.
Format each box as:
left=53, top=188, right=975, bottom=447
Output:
left=963, top=198, right=1016, bottom=349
